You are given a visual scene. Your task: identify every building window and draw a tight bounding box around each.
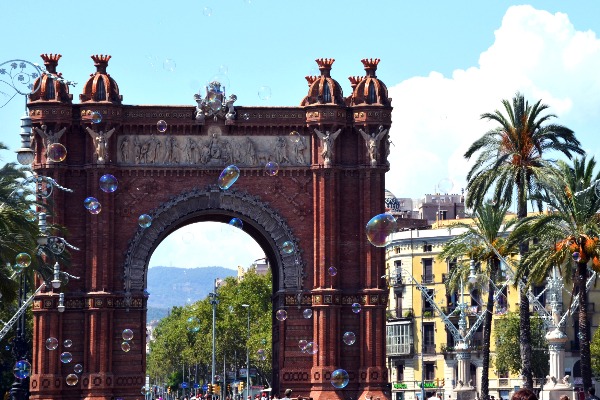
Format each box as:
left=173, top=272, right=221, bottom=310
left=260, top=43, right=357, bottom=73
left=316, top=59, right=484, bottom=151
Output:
left=386, top=323, right=412, bottom=355
left=367, top=81, right=376, bottom=103
left=396, top=364, right=405, bottom=381
left=323, top=82, right=331, bottom=103
left=95, top=76, right=107, bottom=101
left=422, top=259, right=433, bottom=283
left=423, top=244, right=433, bottom=252
left=45, top=78, right=55, bottom=100
left=423, top=323, right=435, bottom=353
left=438, top=210, right=447, bottom=220
left=423, top=289, right=434, bottom=312
left=533, top=285, right=546, bottom=305
left=424, top=363, right=435, bottom=380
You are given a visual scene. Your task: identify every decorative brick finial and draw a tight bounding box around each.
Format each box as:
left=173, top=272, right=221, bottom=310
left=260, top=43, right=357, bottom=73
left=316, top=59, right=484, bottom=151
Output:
left=40, top=53, right=61, bottom=74
left=91, top=54, right=112, bottom=73
left=315, top=58, right=335, bottom=77
left=305, top=76, right=318, bottom=87
left=348, top=76, right=365, bottom=90
left=361, top=58, right=380, bottom=77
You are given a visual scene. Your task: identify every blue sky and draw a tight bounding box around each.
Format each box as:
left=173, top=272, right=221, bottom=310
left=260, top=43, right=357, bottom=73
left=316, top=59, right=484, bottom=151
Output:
left=2, top=1, right=600, bottom=269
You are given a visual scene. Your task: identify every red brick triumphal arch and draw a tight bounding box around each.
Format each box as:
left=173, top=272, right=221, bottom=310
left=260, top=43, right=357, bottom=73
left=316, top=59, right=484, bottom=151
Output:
left=27, top=54, right=393, bottom=400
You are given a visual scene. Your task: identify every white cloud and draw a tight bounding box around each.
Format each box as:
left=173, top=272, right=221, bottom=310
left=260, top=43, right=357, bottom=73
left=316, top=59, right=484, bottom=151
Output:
left=386, top=5, right=600, bottom=199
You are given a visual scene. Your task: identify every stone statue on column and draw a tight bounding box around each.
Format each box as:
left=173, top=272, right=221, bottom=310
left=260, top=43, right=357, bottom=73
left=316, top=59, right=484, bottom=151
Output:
left=314, top=128, right=341, bottom=167
left=357, top=125, right=388, bottom=167
left=34, top=125, right=67, bottom=159
left=85, top=127, right=115, bottom=164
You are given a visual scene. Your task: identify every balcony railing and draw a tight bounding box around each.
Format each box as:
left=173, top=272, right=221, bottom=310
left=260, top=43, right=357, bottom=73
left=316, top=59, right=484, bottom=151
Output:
left=421, top=274, right=435, bottom=284
left=423, top=344, right=436, bottom=354
left=387, top=308, right=414, bottom=320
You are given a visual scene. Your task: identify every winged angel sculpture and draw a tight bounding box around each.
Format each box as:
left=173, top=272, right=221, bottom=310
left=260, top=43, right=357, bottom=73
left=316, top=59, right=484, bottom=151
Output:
left=86, top=127, right=115, bottom=164
left=358, top=125, right=388, bottom=167
left=313, top=128, right=341, bottom=167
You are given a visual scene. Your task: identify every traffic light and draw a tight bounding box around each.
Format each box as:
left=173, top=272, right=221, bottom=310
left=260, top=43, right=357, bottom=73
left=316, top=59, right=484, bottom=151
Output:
left=227, top=384, right=231, bottom=393
left=167, top=387, right=171, bottom=394
left=207, top=384, right=213, bottom=394
left=239, top=382, right=244, bottom=392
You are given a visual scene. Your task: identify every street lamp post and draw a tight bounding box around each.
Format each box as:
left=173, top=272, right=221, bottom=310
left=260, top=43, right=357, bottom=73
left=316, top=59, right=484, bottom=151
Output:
left=242, top=304, right=250, bottom=400
left=210, top=279, right=220, bottom=399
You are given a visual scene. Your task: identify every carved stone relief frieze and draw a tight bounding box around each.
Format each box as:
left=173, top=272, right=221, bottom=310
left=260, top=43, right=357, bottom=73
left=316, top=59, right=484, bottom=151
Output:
left=117, top=134, right=309, bottom=167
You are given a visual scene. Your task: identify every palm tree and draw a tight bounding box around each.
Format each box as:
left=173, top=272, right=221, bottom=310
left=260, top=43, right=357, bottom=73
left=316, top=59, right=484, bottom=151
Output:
left=464, top=93, right=584, bottom=388
left=509, top=156, right=600, bottom=392
left=439, top=203, right=515, bottom=400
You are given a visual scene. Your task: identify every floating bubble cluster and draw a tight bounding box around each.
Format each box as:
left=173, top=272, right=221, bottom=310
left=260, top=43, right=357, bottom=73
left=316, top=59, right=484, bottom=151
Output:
left=89, top=204, right=102, bottom=215
left=84, top=197, right=100, bottom=211
left=275, top=309, right=287, bottom=321
left=351, top=303, right=362, bottom=314
left=229, top=218, right=243, bottom=229
left=99, top=174, right=118, bottom=193
left=203, top=7, right=212, bottom=16
left=122, top=329, right=134, bottom=341
left=328, top=266, right=337, bottom=276
left=265, top=161, right=279, bottom=176
left=157, top=120, right=168, bottom=133
left=13, top=360, right=31, bottom=379
left=91, top=111, right=102, bottom=124
left=66, top=373, right=79, bottom=386
left=15, top=253, right=31, bottom=268
left=74, top=364, right=83, bottom=374
left=46, top=337, right=59, bottom=350
left=138, top=214, right=152, bottom=228
left=60, top=352, right=73, bottom=364
left=343, top=331, right=356, bottom=345
left=282, top=241, right=294, bottom=254
left=330, top=369, right=349, bottom=389
left=186, top=316, right=201, bottom=333
left=289, top=131, right=300, bottom=143
left=47, top=143, right=67, bottom=162
left=303, top=309, right=313, bottom=319
left=304, top=342, right=318, bottom=354
left=121, top=341, right=131, bottom=352
left=24, top=209, right=37, bottom=222
left=258, top=86, right=271, bottom=101
left=242, top=113, right=250, bottom=121
left=218, top=165, right=240, bottom=190
left=63, top=339, right=72, bottom=348
left=365, top=213, right=397, bottom=247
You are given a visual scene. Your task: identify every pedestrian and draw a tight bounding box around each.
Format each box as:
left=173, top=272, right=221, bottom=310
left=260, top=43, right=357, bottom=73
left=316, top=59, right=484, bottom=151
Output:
left=587, top=388, right=600, bottom=400
left=511, top=389, right=537, bottom=400
left=283, top=389, right=292, bottom=400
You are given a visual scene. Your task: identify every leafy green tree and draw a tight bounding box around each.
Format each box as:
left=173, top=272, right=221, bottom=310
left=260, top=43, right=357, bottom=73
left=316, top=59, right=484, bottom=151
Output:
left=464, top=93, right=583, bottom=389
left=147, top=269, right=273, bottom=389
left=590, top=325, right=600, bottom=378
left=493, top=312, right=549, bottom=379
left=439, top=203, right=515, bottom=400
left=509, top=157, right=600, bottom=391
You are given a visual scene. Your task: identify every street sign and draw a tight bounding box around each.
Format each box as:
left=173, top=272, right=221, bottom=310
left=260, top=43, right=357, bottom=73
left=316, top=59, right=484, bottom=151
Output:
left=202, top=384, right=208, bottom=391
left=193, top=383, right=200, bottom=389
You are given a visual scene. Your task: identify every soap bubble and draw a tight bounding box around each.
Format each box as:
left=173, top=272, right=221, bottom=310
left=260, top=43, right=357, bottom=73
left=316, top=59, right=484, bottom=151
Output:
left=91, top=111, right=102, bottom=124
left=209, top=74, right=230, bottom=92
left=163, top=59, right=176, bottom=72
left=303, top=309, right=313, bottom=319
left=304, top=342, right=318, bottom=354
left=258, top=86, right=271, bottom=101
left=208, top=98, right=222, bottom=112
left=257, top=349, right=266, bottom=361
left=289, top=131, right=300, bottom=143
left=282, top=241, right=294, bottom=254
left=328, top=266, right=337, bottom=276
left=437, top=178, right=454, bottom=194
left=60, top=352, right=73, bottom=364
left=141, top=386, right=150, bottom=396
left=24, top=209, right=37, bottom=222
left=366, top=213, right=397, bottom=247
left=99, top=174, right=118, bottom=193
left=122, top=329, right=134, bottom=341
left=203, top=7, right=212, bottom=16
left=229, top=218, right=243, bottom=229
left=89, top=203, right=102, bottom=215
left=138, top=214, right=152, bottom=228
left=343, top=331, right=356, bottom=345
left=46, top=337, right=59, bottom=350
left=13, top=360, right=31, bottom=379
left=47, top=143, right=67, bottom=162
left=218, top=165, right=240, bottom=190
left=572, top=252, right=580, bottom=261
left=157, top=120, right=168, bottom=133
left=66, top=373, right=79, bottom=386
left=298, top=339, right=308, bottom=351
left=74, top=364, right=83, bottom=374
left=186, top=316, right=201, bottom=333
left=63, top=339, right=72, bottom=348
left=330, top=369, right=349, bottom=389
left=265, top=161, right=279, bottom=176
left=242, top=113, right=250, bottom=121
left=121, top=341, right=131, bottom=352
left=15, top=253, right=31, bottom=268
left=351, top=303, right=362, bottom=314
left=219, top=65, right=228, bottom=74
left=84, top=197, right=100, bottom=211
left=275, top=309, right=287, bottom=321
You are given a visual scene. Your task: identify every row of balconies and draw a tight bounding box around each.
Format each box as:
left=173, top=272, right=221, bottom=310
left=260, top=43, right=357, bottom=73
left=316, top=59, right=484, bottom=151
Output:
left=390, top=378, right=545, bottom=391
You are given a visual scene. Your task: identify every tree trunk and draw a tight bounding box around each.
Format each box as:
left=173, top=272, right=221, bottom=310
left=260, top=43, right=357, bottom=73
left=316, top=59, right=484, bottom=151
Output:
left=517, top=180, right=533, bottom=389
left=481, top=260, right=498, bottom=400
left=578, top=261, right=592, bottom=391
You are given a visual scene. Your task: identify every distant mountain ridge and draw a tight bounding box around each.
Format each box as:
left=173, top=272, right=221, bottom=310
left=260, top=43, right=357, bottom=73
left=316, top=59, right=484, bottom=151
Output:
left=147, top=266, right=237, bottom=321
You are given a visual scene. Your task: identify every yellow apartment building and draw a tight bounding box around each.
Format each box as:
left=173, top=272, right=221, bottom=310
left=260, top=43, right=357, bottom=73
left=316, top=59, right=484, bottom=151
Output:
left=384, top=219, right=599, bottom=400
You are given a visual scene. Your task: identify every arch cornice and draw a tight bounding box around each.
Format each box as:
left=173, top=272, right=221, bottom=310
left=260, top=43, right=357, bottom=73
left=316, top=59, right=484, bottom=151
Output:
left=122, top=185, right=305, bottom=297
